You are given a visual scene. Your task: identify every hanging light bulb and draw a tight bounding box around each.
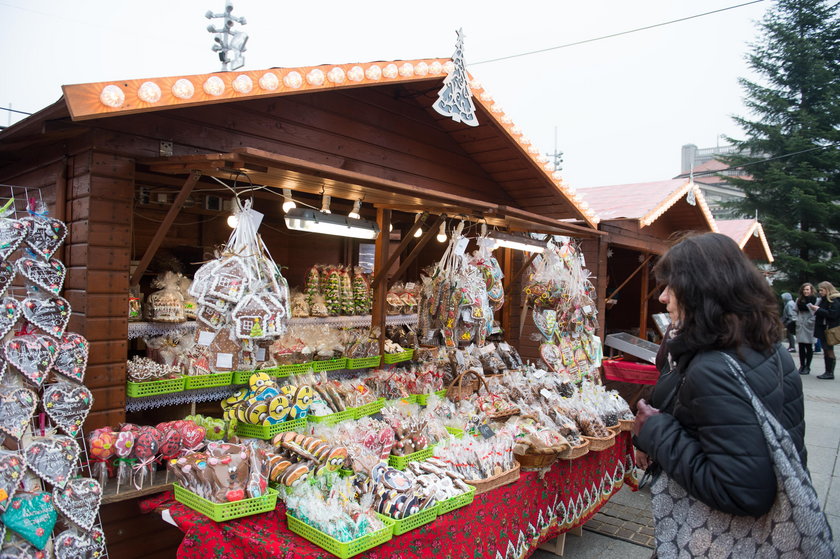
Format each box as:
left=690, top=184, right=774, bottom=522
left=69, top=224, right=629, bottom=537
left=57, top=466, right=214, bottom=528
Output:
left=413, top=214, right=423, bottom=238
left=227, top=214, right=239, bottom=228
left=436, top=221, right=447, bottom=243
left=389, top=223, right=393, bottom=232
left=348, top=199, right=362, bottom=220
left=320, top=193, right=331, bottom=214
left=282, top=188, right=296, bottom=213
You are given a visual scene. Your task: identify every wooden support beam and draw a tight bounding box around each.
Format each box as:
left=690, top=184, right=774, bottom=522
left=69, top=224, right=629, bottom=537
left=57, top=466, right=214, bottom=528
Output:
left=371, top=212, right=429, bottom=289
left=390, top=214, right=444, bottom=284
left=501, top=247, right=513, bottom=336
left=371, top=208, right=391, bottom=354
left=639, top=253, right=650, bottom=339
left=607, top=254, right=652, bottom=302
left=504, top=251, right=539, bottom=297
left=129, top=170, right=202, bottom=286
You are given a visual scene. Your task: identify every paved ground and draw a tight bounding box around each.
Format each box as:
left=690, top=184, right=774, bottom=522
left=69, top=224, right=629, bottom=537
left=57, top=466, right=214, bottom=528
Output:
left=533, top=351, right=840, bottom=557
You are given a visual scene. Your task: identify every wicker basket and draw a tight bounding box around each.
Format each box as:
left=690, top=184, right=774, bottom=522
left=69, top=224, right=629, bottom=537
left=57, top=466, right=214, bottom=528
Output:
left=583, top=431, right=617, bottom=452
left=446, top=369, right=488, bottom=402
left=618, top=418, right=635, bottom=432
left=465, top=462, right=520, bottom=495
left=515, top=450, right=560, bottom=470
left=558, top=439, right=590, bottom=460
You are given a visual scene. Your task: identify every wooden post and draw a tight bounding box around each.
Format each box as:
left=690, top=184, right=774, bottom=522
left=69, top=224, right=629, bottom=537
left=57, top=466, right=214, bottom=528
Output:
left=371, top=208, right=391, bottom=354
left=639, top=252, right=649, bottom=339
left=371, top=212, right=428, bottom=289
left=501, top=247, right=513, bottom=336
left=129, top=170, right=201, bottom=286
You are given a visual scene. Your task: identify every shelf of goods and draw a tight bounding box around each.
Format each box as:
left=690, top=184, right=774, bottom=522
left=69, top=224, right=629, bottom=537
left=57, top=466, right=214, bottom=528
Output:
left=125, top=385, right=241, bottom=412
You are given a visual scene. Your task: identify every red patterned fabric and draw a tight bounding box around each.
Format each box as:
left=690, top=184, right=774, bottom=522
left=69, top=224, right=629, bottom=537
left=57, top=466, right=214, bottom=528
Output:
left=144, top=433, right=636, bottom=559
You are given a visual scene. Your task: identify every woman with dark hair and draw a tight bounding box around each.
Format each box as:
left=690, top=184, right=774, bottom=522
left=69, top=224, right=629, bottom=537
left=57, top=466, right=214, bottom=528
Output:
left=631, top=233, right=831, bottom=557
left=795, top=283, right=817, bottom=375
left=808, top=281, right=840, bottom=380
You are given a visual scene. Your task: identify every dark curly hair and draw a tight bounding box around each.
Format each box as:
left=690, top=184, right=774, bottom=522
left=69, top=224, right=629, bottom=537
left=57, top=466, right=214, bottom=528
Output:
left=653, top=232, right=782, bottom=353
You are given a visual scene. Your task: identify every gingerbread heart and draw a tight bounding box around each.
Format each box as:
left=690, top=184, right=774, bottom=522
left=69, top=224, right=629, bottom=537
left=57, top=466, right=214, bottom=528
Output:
left=17, top=257, right=66, bottom=295
left=5, top=335, right=57, bottom=387
left=0, top=259, right=16, bottom=298
left=54, top=527, right=105, bottom=559
left=43, top=383, right=93, bottom=437
left=0, top=218, right=29, bottom=261
left=53, top=333, right=89, bottom=384
left=0, top=296, right=21, bottom=338
left=0, top=388, right=37, bottom=440
left=53, top=478, right=102, bottom=531
left=24, top=435, right=80, bottom=488
left=21, top=217, right=67, bottom=260
left=0, top=450, right=26, bottom=512
left=1, top=492, right=57, bottom=550
left=22, top=296, right=71, bottom=337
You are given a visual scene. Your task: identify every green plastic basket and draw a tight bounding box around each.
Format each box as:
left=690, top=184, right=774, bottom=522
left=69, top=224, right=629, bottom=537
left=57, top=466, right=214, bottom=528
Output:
left=277, top=363, right=309, bottom=376
left=346, top=355, right=381, bottom=370
left=173, top=484, right=278, bottom=522
left=312, top=358, right=347, bottom=372
left=353, top=398, right=385, bottom=420
left=287, top=512, right=394, bottom=559
left=379, top=505, right=438, bottom=535
left=307, top=409, right=354, bottom=426
left=386, top=394, right=418, bottom=406
left=184, top=372, right=233, bottom=390
left=231, top=368, right=278, bottom=385
left=445, top=426, right=464, bottom=439
left=415, top=389, right=447, bottom=406
left=383, top=349, right=414, bottom=365
left=126, top=377, right=185, bottom=398
left=388, top=446, right=434, bottom=470
left=436, top=485, right=475, bottom=515
left=234, top=417, right=307, bottom=440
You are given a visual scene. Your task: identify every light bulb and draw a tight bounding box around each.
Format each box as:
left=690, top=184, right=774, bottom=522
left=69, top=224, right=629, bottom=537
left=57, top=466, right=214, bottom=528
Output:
left=227, top=214, right=239, bottom=228
left=414, top=227, right=423, bottom=238
left=282, top=188, right=296, bottom=213
left=320, top=193, right=331, bottom=214
left=389, top=223, right=393, bottom=232
left=348, top=200, right=362, bottom=220
left=436, top=222, right=447, bottom=243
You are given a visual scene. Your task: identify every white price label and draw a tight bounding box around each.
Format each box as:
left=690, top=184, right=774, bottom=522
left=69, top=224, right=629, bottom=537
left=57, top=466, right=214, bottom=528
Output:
left=404, top=282, right=416, bottom=291
left=583, top=305, right=592, bottom=314
left=454, top=237, right=469, bottom=255
left=215, top=353, right=233, bottom=369
left=256, top=347, right=266, bottom=361
left=480, top=343, right=497, bottom=355
left=540, top=388, right=556, bottom=400
left=197, top=331, right=216, bottom=346
left=533, top=369, right=547, bottom=379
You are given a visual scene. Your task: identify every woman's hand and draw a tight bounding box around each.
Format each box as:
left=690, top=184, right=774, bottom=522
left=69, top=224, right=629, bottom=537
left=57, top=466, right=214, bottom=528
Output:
left=633, top=399, right=661, bottom=437
left=635, top=450, right=651, bottom=470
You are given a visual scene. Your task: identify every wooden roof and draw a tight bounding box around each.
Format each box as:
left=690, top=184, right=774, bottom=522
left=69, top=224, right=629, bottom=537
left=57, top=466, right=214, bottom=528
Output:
left=34, top=57, right=596, bottom=228
left=716, top=218, right=773, bottom=262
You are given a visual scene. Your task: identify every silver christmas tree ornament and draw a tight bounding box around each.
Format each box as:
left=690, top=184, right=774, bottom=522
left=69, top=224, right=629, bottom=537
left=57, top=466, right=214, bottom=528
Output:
left=432, top=28, right=479, bottom=127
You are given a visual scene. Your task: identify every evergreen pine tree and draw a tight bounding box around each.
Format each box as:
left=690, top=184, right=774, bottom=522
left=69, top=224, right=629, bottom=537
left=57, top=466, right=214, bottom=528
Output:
left=721, top=0, right=840, bottom=289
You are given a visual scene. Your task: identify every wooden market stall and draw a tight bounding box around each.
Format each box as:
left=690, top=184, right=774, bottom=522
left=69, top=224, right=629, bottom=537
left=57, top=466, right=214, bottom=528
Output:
left=0, top=57, right=611, bottom=558
left=716, top=218, right=774, bottom=263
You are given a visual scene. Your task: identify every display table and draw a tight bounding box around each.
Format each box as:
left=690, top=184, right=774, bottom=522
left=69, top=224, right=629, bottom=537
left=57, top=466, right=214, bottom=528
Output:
left=142, top=433, right=635, bottom=559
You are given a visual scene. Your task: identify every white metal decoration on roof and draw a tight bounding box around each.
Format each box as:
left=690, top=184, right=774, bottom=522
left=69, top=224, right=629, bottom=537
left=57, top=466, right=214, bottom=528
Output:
left=432, top=28, right=478, bottom=127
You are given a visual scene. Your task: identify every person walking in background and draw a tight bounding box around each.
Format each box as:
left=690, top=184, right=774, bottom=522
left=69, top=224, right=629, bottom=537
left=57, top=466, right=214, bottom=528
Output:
left=781, top=292, right=797, bottom=352
left=795, top=283, right=817, bottom=375
left=808, top=281, right=840, bottom=380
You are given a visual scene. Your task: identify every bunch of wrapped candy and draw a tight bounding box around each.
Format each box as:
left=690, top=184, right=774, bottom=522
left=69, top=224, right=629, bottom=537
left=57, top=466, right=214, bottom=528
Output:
left=168, top=441, right=269, bottom=503
left=263, top=432, right=348, bottom=487
left=306, top=373, right=378, bottom=417
left=126, top=355, right=182, bottom=382
left=308, top=416, right=395, bottom=474
left=363, top=366, right=444, bottom=400
left=286, top=478, right=386, bottom=543
left=221, top=372, right=312, bottom=425
left=432, top=429, right=516, bottom=481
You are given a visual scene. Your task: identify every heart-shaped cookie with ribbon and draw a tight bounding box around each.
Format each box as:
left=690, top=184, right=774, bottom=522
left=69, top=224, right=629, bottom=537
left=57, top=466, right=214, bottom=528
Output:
left=53, top=333, right=89, bottom=384
left=0, top=450, right=26, bottom=512
left=0, top=387, right=37, bottom=440
left=43, top=383, right=93, bottom=438
left=22, top=296, right=71, bottom=337
left=0, top=296, right=21, bottom=339
left=0, top=259, right=16, bottom=298
left=0, top=218, right=29, bottom=261
left=53, top=477, right=102, bottom=531
left=6, top=335, right=57, bottom=387
left=25, top=435, right=80, bottom=489
left=21, top=217, right=67, bottom=260
left=54, top=527, right=105, bottom=559
left=1, top=491, right=57, bottom=550
left=17, top=257, right=66, bottom=295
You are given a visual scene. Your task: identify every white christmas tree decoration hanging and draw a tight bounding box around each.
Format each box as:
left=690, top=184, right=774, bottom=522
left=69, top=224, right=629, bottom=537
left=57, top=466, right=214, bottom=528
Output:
left=432, top=28, right=479, bottom=127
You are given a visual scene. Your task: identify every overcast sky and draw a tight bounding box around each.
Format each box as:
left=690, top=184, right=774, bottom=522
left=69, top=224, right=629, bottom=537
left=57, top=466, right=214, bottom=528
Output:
left=1, top=0, right=770, bottom=188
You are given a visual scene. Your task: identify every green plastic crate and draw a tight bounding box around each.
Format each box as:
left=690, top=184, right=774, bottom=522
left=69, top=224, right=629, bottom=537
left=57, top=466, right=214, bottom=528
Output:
left=379, top=505, right=438, bottom=535
left=312, top=358, right=347, bottom=372
left=231, top=368, right=279, bottom=385
left=416, top=389, right=447, bottom=406
left=174, top=484, right=278, bottom=522
left=345, top=355, right=381, bottom=370
left=353, top=398, right=385, bottom=420
left=277, top=363, right=309, bottom=376
left=234, top=417, right=306, bottom=440
left=307, top=409, right=354, bottom=426
left=386, top=394, right=418, bottom=406
left=287, top=512, right=394, bottom=559
left=445, top=426, right=464, bottom=439
left=126, top=377, right=185, bottom=398
left=436, top=485, right=475, bottom=515
left=383, top=349, right=414, bottom=365
left=388, top=446, right=434, bottom=470
left=184, top=372, right=233, bottom=390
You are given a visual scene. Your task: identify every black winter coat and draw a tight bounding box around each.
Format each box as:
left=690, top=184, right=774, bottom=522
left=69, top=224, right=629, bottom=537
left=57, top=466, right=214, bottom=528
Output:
left=635, top=340, right=806, bottom=517
left=814, top=296, right=840, bottom=340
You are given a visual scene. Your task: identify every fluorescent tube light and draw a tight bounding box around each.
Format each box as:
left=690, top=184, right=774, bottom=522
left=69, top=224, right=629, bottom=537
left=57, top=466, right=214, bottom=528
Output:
left=488, top=231, right=546, bottom=253
left=284, top=207, right=380, bottom=240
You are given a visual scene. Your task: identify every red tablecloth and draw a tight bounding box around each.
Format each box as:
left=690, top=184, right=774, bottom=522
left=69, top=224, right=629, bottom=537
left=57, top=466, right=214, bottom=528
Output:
left=602, top=360, right=659, bottom=385
left=143, top=433, right=636, bottom=559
